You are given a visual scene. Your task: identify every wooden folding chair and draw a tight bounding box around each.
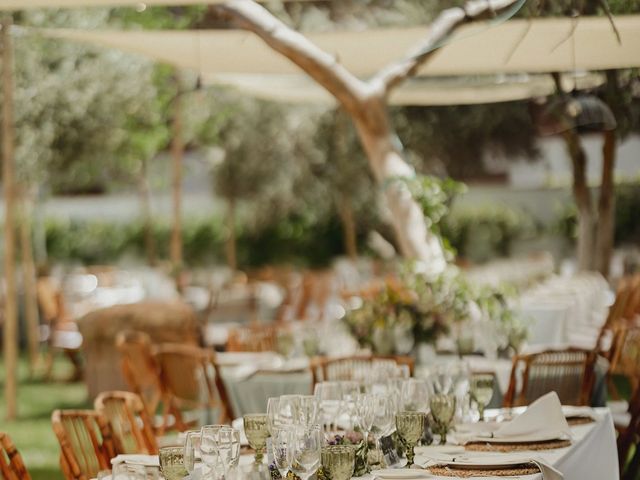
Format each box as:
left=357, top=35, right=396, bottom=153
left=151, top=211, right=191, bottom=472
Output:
left=597, top=276, right=639, bottom=354
left=51, top=410, right=115, bottom=480
left=226, top=323, right=278, bottom=352
left=94, top=391, right=157, bottom=455
left=311, top=355, right=414, bottom=386
left=36, top=276, right=83, bottom=381
left=608, top=324, right=640, bottom=400
left=115, top=331, right=164, bottom=423
left=154, top=344, right=233, bottom=429
left=0, top=432, right=31, bottom=480
left=503, top=348, right=597, bottom=407
left=618, top=384, right=640, bottom=480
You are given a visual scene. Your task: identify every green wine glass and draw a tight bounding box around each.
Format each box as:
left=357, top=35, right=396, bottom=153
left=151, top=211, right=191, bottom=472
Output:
left=244, top=413, right=269, bottom=464
left=395, top=411, right=425, bottom=467
left=429, top=393, right=456, bottom=445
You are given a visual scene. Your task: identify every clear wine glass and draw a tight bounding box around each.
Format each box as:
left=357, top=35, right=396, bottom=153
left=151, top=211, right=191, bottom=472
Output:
left=432, top=364, right=454, bottom=395
left=314, top=381, right=342, bottom=437
left=354, top=393, right=375, bottom=473
left=370, top=395, right=394, bottom=468
left=289, top=425, right=322, bottom=480
left=271, top=426, right=293, bottom=480
left=400, top=379, right=431, bottom=413
left=183, top=430, right=202, bottom=475
left=470, top=373, right=495, bottom=421
left=340, top=381, right=360, bottom=430
left=266, top=397, right=281, bottom=435
left=278, top=395, right=302, bottom=426
left=297, top=395, right=319, bottom=427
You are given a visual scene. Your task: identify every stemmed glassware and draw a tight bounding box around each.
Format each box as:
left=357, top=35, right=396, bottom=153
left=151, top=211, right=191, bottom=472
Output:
left=429, top=393, right=457, bottom=445
left=400, top=379, right=431, bottom=412
left=314, top=382, right=342, bottom=437
left=244, top=414, right=269, bottom=464
left=321, top=445, right=356, bottom=480
left=183, top=430, right=202, bottom=475
left=354, top=393, right=375, bottom=472
left=200, top=425, right=241, bottom=478
left=395, top=411, right=425, bottom=468
left=158, top=446, right=188, bottom=480
left=431, top=364, right=454, bottom=395
left=271, top=426, right=293, bottom=480
left=370, top=395, right=395, bottom=468
left=296, top=395, right=319, bottom=427
left=278, top=395, right=302, bottom=426
left=289, top=425, right=323, bottom=480
left=470, top=373, right=495, bottom=421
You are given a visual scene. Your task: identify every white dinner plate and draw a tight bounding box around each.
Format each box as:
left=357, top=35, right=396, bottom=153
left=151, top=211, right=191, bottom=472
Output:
left=419, top=452, right=532, bottom=468
left=372, top=469, right=432, bottom=479
left=476, top=431, right=569, bottom=444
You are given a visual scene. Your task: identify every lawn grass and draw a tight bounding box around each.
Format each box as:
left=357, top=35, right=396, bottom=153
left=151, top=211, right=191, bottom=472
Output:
left=0, top=354, right=90, bottom=480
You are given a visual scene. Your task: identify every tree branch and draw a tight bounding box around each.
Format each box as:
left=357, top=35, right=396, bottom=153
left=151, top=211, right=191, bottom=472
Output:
left=371, top=0, right=522, bottom=96
left=212, top=0, right=369, bottom=116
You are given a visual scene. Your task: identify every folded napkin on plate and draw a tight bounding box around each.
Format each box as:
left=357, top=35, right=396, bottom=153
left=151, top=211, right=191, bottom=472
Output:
left=456, top=392, right=571, bottom=444
left=110, top=454, right=159, bottom=467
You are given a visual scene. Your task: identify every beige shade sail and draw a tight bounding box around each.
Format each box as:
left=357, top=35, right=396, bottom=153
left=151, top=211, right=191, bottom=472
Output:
left=0, top=0, right=310, bottom=9
left=39, top=16, right=640, bottom=78
left=203, top=72, right=605, bottom=106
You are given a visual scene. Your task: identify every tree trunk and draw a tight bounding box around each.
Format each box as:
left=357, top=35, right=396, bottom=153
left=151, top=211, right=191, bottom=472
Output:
left=213, top=0, right=519, bottom=274
left=170, top=72, right=184, bottom=280
left=595, top=129, right=616, bottom=277
left=137, top=159, right=157, bottom=267
left=18, top=193, right=41, bottom=375
left=2, top=16, right=18, bottom=420
left=353, top=104, right=446, bottom=273
left=225, top=197, right=238, bottom=271
left=563, top=129, right=594, bottom=271
left=337, top=194, right=358, bottom=260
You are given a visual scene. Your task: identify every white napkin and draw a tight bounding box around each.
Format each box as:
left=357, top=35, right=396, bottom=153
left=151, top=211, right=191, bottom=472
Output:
left=494, top=392, right=571, bottom=440
left=456, top=392, right=571, bottom=444
left=110, top=454, right=159, bottom=467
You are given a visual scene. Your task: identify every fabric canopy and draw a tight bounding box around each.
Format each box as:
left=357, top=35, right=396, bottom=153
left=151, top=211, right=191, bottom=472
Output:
left=41, top=16, right=640, bottom=78
left=0, top=0, right=310, bottom=9
left=204, top=72, right=605, bottom=106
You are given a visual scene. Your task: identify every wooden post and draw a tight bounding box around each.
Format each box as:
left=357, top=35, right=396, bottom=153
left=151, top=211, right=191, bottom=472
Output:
left=2, top=15, right=18, bottom=420
left=19, top=191, right=41, bottom=374
left=170, top=72, right=184, bottom=284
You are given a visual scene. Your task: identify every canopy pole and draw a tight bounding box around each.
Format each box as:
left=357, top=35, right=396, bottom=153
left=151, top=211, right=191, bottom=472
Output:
left=2, top=15, right=18, bottom=421
left=170, top=71, right=184, bottom=288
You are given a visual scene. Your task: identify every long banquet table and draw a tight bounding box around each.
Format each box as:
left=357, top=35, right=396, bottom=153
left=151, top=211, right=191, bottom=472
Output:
left=101, top=407, right=618, bottom=480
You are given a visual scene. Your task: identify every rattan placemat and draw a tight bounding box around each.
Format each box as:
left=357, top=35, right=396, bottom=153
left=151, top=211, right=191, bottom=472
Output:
left=566, top=416, right=595, bottom=426
left=465, top=439, right=571, bottom=452
left=427, top=463, right=540, bottom=477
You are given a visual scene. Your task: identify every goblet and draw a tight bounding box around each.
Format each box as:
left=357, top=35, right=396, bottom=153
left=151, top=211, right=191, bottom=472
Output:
left=158, top=446, right=188, bottom=480
left=244, top=414, right=269, bottom=464
left=289, top=425, right=322, bottom=480
left=429, top=393, right=457, bottom=445
left=470, top=373, right=494, bottom=421
left=395, top=411, right=425, bottom=467
left=321, top=445, right=355, bottom=480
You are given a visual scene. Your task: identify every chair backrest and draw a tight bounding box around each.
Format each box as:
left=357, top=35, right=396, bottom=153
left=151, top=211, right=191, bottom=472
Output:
left=597, top=277, right=636, bottom=352
left=312, top=355, right=414, bottom=386
left=504, top=348, right=596, bottom=407
left=610, top=325, right=640, bottom=380
left=51, top=410, right=115, bottom=480
left=226, top=323, right=277, bottom=353
left=115, top=330, right=163, bottom=418
left=618, top=384, right=640, bottom=480
left=94, top=391, right=157, bottom=455
left=154, top=343, right=232, bottom=425
left=622, top=274, right=640, bottom=320
left=0, top=432, right=31, bottom=480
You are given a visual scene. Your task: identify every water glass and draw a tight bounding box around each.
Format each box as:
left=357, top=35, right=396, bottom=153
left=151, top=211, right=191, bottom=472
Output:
left=183, top=430, right=202, bottom=474
left=371, top=395, right=394, bottom=468
left=158, top=446, right=188, bottom=480
left=395, top=411, right=425, bottom=467
left=321, top=445, right=356, bottom=480
left=244, top=414, right=269, bottom=464
left=289, top=425, right=322, bottom=480
left=271, top=426, right=293, bottom=479
left=430, top=393, right=457, bottom=445
left=297, top=395, right=319, bottom=426
left=314, top=382, right=342, bottom=435
left=267, top=397, right=281, bottom=435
